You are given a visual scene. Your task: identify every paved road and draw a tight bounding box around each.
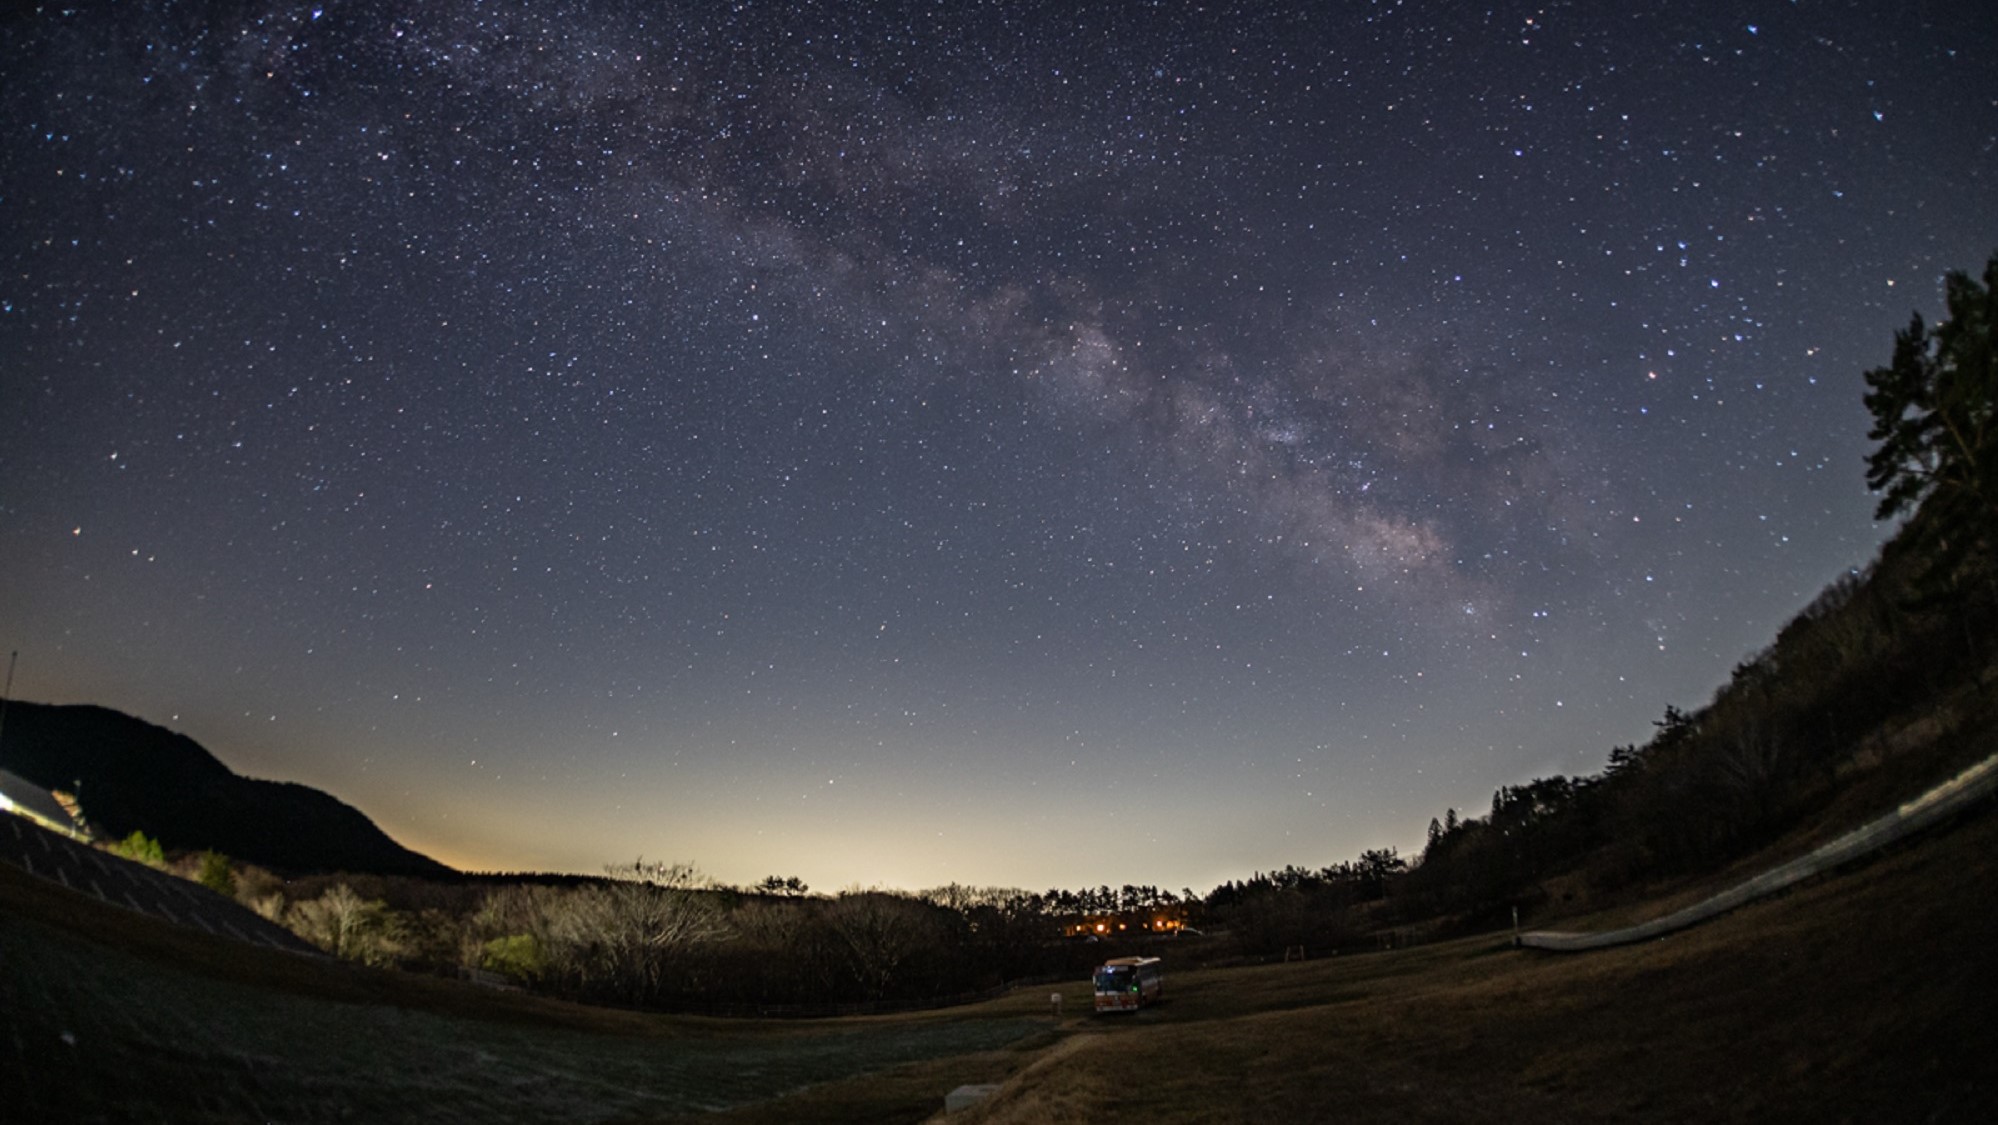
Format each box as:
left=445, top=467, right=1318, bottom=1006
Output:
left=0, top=814, right=320, bottom=955
left=1519, top=750, right=1998, bottom=952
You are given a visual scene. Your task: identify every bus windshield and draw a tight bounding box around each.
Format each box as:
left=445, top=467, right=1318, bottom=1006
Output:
left=1093, top=966, right=1134, bottom=990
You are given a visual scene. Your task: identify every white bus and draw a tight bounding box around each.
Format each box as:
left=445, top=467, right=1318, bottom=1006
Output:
left=1092, top=956, right=1164, bottom=1013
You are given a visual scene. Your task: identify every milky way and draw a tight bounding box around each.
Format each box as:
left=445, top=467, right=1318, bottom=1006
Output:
left=4, top=1, right=1994, bottom=890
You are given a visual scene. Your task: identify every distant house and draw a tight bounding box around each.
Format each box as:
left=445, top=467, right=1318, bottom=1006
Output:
left=0, top=769, right=88, bottom=840
left=1064, top=913, right=1190, bottom=939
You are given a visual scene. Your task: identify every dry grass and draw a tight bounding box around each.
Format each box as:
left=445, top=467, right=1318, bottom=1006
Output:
left=5, top=789, right=1994, bottom=1123
left=944, top=804, right=1998, bottom=1124
left=0, top=865, right=1042, bottom=1123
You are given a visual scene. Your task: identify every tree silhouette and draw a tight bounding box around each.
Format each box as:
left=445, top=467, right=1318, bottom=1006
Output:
left=756, top=874, right=810, bottom=897
left=1863, top=252, right=1997, bottom=584
left=1353, top=847, right=1405, bottom=900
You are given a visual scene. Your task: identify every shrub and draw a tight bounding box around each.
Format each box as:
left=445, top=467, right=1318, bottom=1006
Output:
left=481, top=934, right=549, bottom=982
left=110, top=830, right=165, bottom=869
left=195, top=851, right=236, bottom=897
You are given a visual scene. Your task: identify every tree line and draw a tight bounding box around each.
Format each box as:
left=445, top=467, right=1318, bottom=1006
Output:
left=207, top=861, right=1173, bottom=1012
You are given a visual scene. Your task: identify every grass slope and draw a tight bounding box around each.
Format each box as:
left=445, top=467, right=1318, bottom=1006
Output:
left=4, top=792, right=1993, bottom=1123
left=0, top=865, right=1042, bottom=1123
left=949, top=804, right=1998, bottom=1124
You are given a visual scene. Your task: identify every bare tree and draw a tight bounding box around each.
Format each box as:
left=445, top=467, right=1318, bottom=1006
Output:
left=824, top=892, right=939, bottom=999
left=1712, top=713, right=1789, bottom=835
left=532, top=861, right=734, bottom=1002
left=286, top=883, right=403, bottom=965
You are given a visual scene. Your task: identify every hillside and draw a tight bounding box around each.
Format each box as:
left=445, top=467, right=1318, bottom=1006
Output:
left=0, top=702, right=453, bottom=878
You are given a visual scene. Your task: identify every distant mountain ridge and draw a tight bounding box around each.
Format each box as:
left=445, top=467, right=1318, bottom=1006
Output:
left=0, top=702, right=454, bottom=878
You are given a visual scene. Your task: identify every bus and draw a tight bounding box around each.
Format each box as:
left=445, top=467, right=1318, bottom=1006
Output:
left=1092, top=956, right=1164, bottom=1013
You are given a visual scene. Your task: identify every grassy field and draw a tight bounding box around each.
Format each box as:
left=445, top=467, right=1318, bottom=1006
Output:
left=936, top=805, right=1998, bottom=1125
left=5, top=797, right=1995, bottom=1123
left=0, top=866, right=1049, bottom=1123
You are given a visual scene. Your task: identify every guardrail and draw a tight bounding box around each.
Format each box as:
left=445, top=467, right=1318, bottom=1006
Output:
left=1517, top=751, right=1998, bottom=952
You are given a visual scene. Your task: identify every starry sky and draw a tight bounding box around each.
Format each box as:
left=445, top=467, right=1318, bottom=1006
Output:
left=3, top=1, right=1994, bottom=893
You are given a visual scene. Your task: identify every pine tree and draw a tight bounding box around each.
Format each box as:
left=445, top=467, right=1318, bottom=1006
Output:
left=1862, top=252, right=1997, bottom=585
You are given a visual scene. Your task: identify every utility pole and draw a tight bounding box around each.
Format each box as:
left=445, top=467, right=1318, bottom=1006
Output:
left=0, top=650, right=16, bottom=755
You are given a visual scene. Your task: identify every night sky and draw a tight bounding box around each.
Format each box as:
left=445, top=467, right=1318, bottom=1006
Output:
left=4, top=2, right=1994, bottom=892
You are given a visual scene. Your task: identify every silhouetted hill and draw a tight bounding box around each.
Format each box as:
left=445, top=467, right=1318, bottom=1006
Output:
left=0, top=702, right=454, bottom=879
